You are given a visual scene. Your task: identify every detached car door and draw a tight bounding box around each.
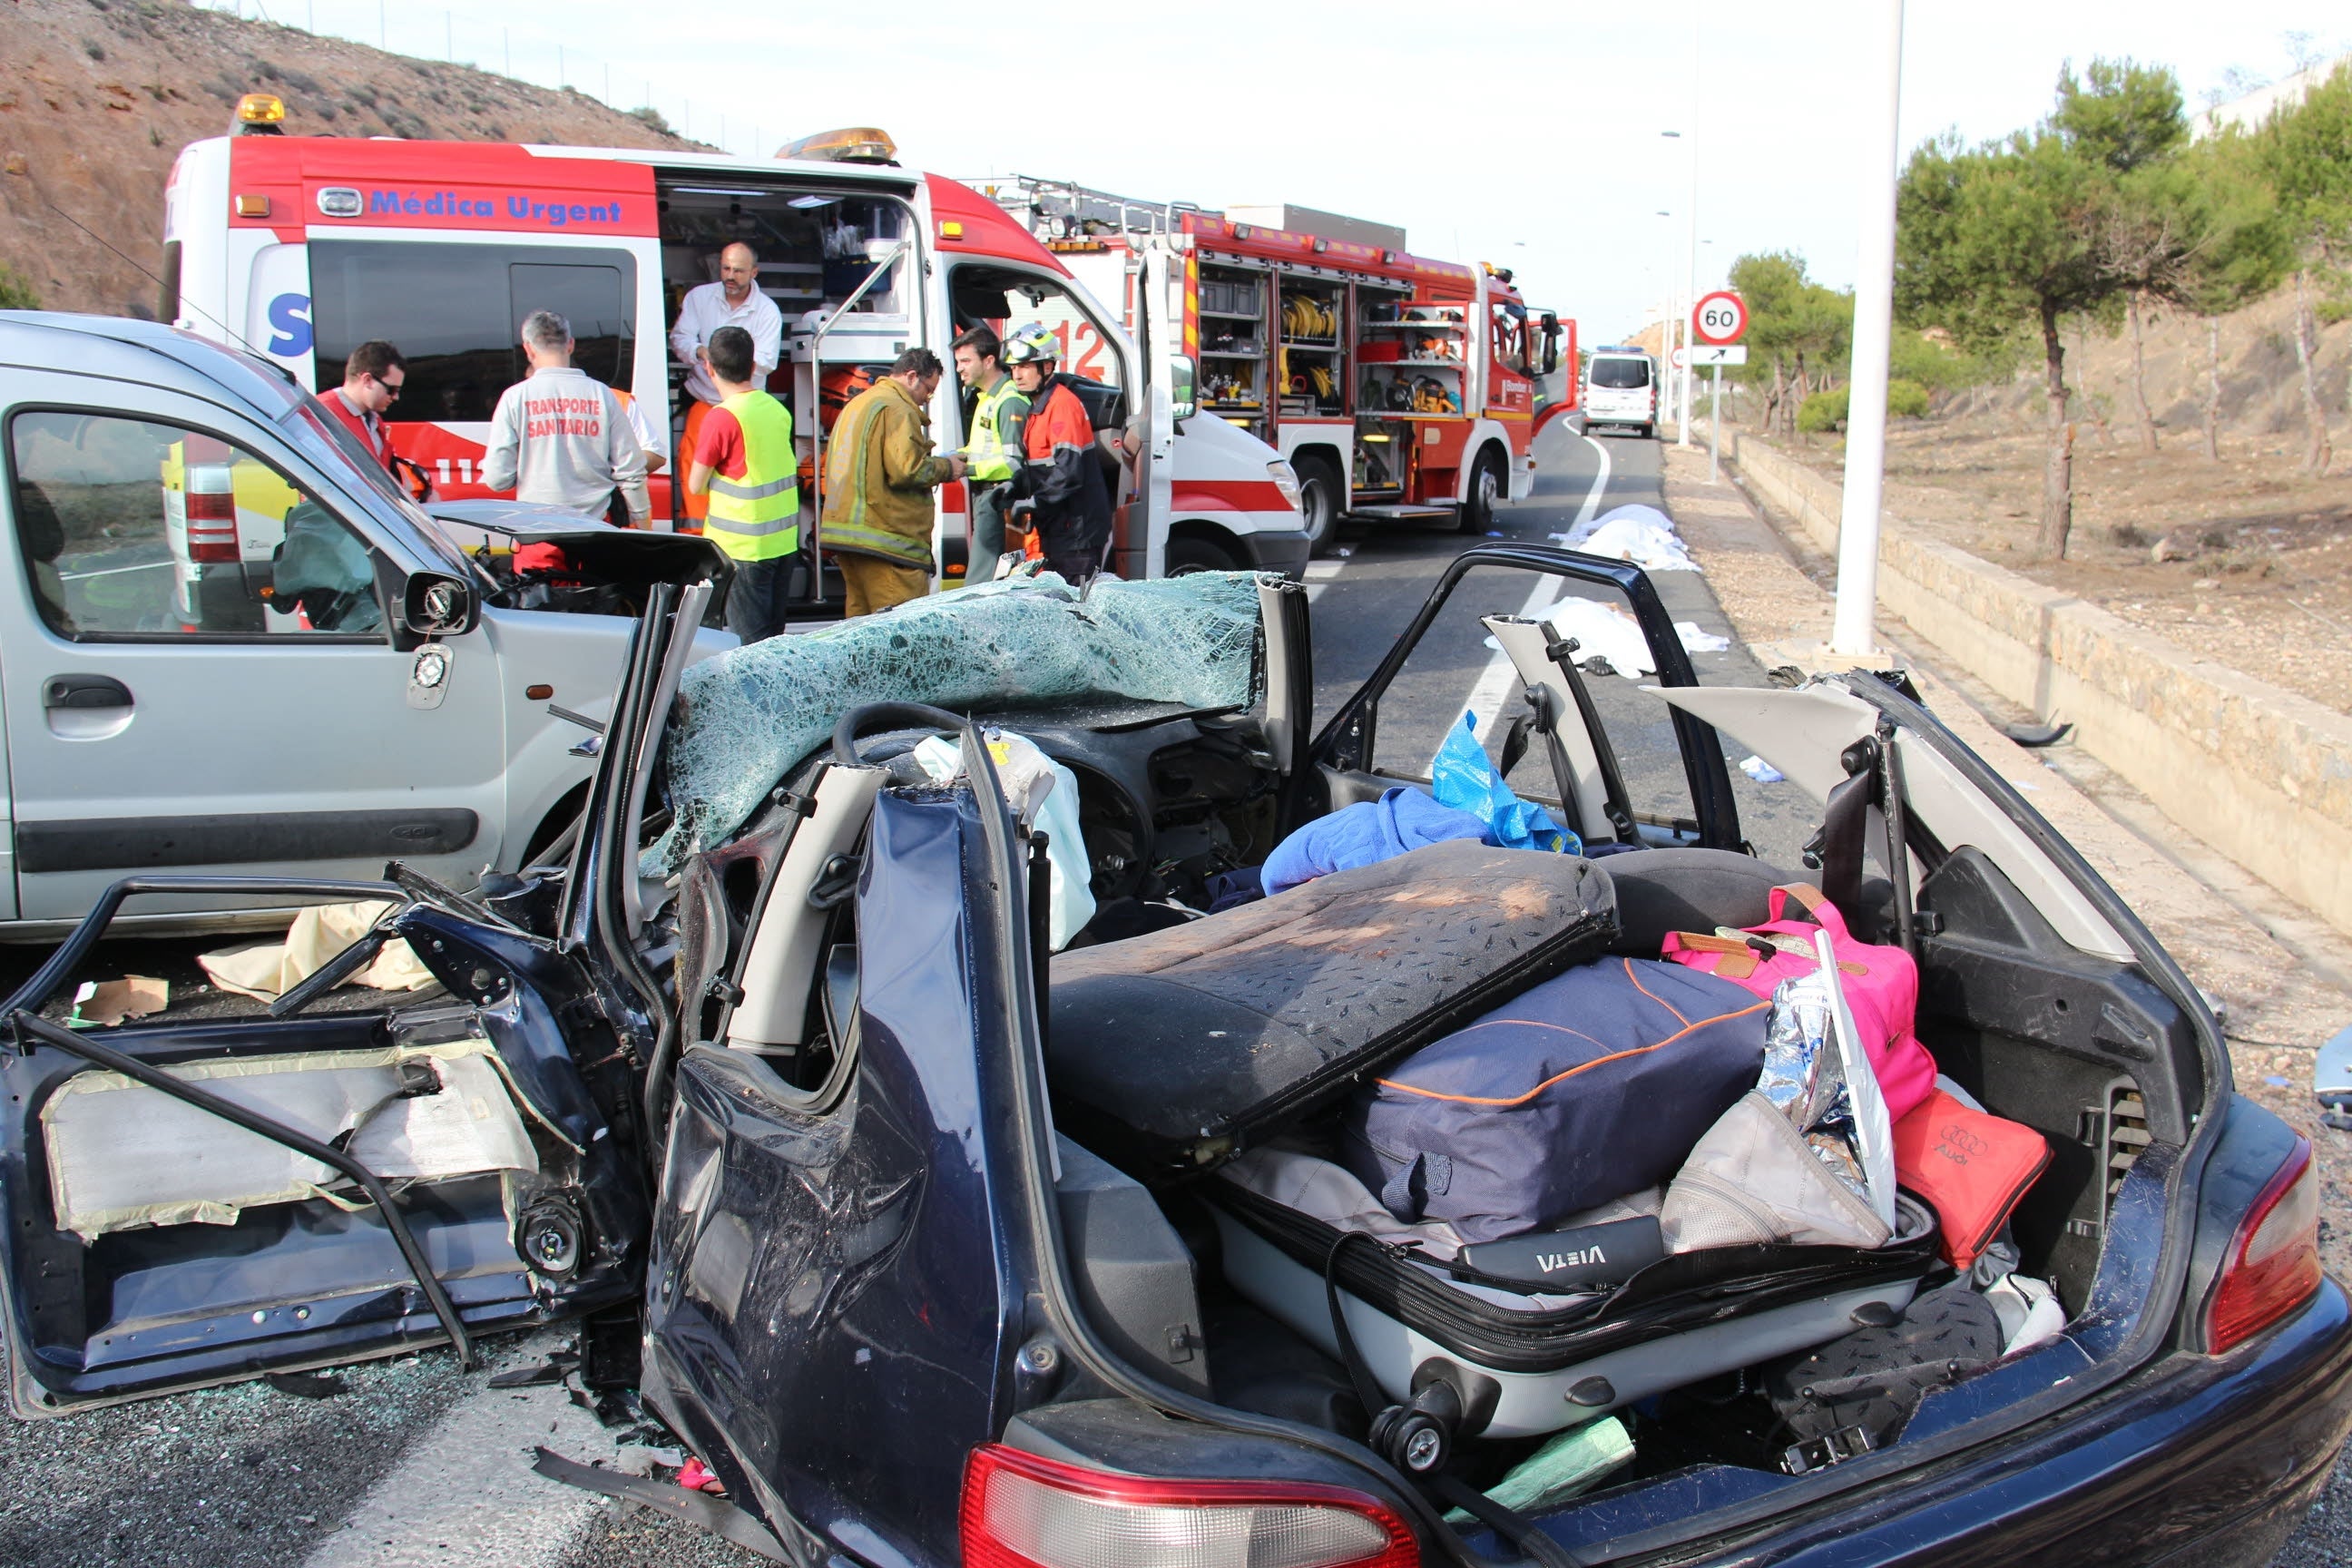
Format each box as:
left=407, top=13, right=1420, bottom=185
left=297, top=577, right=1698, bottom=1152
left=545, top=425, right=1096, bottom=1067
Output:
left=0, top=377, right=508, bottom=922
left=0, top=883, right=649, bottom=1416
left=1308, top=542, right=1744, bottom=853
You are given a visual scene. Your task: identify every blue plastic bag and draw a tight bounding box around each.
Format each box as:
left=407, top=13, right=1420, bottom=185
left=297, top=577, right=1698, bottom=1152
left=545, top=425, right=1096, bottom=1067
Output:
left=1431, top=710, right=1580, bottom=856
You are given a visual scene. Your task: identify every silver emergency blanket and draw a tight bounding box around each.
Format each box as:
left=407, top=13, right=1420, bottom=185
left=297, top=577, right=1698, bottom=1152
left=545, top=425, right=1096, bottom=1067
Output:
left=1757, top=972, right=1872, bottom=1205
left=42, top=1040, right=540, bottom=1240
left=660, top=571, right=1264, bottom=860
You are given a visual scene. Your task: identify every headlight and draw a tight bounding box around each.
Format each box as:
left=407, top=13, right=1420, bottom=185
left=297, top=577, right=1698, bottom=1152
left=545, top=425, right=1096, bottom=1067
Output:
left=1267, top=460, right=1303, bottom=513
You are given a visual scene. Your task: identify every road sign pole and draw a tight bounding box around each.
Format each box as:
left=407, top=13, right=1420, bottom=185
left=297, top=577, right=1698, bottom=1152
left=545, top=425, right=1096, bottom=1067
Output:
left=1832, top=0, right=1906, bottom=658
left=1709, top=365, right=1722, bottom=484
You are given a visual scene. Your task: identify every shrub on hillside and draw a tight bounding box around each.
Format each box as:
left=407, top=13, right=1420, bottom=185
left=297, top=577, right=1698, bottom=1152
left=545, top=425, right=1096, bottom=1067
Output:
left=1796, top=378, right=1929, bottom=433
left=624, top=105, right=673, bottom=136
left=0, top=265, right=38, bottom=311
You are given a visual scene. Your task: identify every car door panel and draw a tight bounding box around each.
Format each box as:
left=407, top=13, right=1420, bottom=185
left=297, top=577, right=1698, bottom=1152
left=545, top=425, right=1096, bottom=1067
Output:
left=0, top=898, right=643, bottom=1415
left=1309, top=543, right=1741, bottom=851
left=0, top=375, right=509, bottom=920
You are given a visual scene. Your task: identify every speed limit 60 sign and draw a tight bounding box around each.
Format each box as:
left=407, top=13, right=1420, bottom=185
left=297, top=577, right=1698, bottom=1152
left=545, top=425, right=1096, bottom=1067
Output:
left=1692, top=290, right=1748, bottom=346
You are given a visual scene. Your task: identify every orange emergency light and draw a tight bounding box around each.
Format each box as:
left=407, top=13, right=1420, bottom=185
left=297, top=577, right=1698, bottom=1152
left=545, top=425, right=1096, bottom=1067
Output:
left=779, top=128, right=898, bottom=165
left=235, top=93, right=287, bottom=135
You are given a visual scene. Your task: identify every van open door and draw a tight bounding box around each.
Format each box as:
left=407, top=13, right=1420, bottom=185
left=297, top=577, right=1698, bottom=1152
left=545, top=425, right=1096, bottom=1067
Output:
left=1131, top=248, right=1179, bottom=580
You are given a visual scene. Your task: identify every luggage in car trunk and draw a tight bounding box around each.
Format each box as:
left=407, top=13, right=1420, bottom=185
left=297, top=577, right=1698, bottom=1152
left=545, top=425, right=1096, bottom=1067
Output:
left=1046, top=842, right=1617, bottom=1175
left=1210, top=1150, right=1940, bottom=1438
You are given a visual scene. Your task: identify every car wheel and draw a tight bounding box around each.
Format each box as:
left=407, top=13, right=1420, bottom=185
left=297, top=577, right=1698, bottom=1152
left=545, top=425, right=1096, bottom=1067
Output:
left=1165, top=535, right=1241, bottom=575
left=1295, top=457, right=1342, bottom=557
left=1456, top=446, right=1505, bottom=534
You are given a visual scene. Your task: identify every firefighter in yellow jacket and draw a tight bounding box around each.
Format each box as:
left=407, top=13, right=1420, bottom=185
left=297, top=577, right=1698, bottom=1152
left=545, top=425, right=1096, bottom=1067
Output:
left=820, top=347, right=965, bottom=617
left=686, top=325, right=801, bottom=643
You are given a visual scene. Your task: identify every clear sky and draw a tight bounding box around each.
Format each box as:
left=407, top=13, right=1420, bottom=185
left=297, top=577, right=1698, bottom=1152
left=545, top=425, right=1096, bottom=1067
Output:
left=299, top=0, right=2347, bottom=340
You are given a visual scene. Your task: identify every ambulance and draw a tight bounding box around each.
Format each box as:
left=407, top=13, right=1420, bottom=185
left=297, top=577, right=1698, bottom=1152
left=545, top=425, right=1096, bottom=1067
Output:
left=160, top=104, right=1311, bottom=593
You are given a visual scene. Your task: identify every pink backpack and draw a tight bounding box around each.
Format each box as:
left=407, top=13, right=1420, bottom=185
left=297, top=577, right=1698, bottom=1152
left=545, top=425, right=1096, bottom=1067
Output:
left=1661, top=883, right=1936, bottom=1123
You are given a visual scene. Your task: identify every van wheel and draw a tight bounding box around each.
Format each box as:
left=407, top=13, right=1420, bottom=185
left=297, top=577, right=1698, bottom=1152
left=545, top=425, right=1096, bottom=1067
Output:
left=1165, top=535, right=1241, bottom=575
left=1295, top=456, right=1343, bottom=557
left=1457, top=446, right=1505, bottom=534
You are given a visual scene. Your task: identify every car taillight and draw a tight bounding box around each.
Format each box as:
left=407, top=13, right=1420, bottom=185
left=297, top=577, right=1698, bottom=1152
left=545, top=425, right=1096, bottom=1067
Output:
left=184, top=485, right=239, bottom=564
left=962, top=1445, right=1417, bottom=1568
left=2206, top=1135, right=2323, bottom=1354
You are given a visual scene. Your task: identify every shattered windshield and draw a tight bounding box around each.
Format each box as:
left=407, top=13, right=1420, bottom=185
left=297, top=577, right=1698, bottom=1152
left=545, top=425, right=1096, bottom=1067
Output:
left=658, top=571, right=1266, bottom=860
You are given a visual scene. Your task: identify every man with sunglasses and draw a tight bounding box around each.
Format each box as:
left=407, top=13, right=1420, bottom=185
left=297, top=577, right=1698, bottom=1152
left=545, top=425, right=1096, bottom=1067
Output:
left=317, top=340, right=407, bottom=475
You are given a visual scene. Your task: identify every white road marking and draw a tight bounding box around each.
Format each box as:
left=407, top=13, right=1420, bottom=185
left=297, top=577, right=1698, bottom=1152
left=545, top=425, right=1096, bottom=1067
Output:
left=1305, top=583, right=1328, bottom=601
left=1302, top=560, right=1344, bottom=580
left=1461, top=436, right=1615, bottom=744
left=61, top=560, right=173, bottom=581
left=302, top=1337, right=613, bottom=1568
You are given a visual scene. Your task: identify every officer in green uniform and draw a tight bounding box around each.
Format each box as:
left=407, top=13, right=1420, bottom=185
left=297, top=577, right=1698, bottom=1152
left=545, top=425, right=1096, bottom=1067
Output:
left=950, top=326, right=1030, bottom=573
left=686, top=325, right=800, bottom=642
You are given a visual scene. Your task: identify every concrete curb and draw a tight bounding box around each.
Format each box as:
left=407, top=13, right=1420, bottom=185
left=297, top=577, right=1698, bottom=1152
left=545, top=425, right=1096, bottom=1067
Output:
left=1720, top=427, right=2352, bottom=940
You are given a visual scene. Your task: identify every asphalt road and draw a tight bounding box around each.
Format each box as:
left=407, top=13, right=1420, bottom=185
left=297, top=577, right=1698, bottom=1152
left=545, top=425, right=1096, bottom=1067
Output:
left=0, top=432, right=1898, bottom=1565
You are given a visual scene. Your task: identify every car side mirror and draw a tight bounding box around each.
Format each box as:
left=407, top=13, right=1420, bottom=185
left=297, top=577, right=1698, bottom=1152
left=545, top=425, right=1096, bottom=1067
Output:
left=402, top=572, right=478, bottom=638
left=1539, top=312, right=1562, bottom=377
left=1165, top=352, right=1197, bottom=424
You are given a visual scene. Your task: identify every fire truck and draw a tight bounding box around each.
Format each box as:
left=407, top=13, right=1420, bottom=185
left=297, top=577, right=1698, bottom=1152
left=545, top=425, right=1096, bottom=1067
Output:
left=975, top=179, right=1574, bottom=554
left=159, top=106, right=1312, bottom=596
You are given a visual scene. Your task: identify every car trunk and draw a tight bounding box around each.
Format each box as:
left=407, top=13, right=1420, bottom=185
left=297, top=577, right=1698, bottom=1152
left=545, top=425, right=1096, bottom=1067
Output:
left=1034, top=822, right=2203, bottom=1547
left=1013, top=685, right=2212, bottom=1553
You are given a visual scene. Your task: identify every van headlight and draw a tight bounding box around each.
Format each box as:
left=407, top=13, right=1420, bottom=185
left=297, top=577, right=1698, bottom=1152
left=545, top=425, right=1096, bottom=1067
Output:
left=1267, top=461, right=1303, bottom=513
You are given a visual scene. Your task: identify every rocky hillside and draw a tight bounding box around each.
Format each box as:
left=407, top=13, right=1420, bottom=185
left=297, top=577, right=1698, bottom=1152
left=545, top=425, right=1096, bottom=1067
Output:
left=0, top=0, right=702, bottom=318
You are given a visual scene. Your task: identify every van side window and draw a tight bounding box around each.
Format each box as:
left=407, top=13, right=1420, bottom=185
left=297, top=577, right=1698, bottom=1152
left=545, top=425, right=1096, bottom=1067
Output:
left=5, top=411, right=387, bottom=641
left=311, top=241, right=637, bottom=422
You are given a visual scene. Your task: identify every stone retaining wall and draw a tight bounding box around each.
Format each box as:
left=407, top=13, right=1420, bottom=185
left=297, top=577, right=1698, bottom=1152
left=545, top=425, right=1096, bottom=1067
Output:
left=1720, top=427, right=2352, bottom=939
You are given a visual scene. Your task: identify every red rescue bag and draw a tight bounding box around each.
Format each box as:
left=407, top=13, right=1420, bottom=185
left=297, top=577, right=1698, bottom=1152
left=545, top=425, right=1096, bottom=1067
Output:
left=1891, top=1090, right=2052, bottom=1271
left=1661, top=883, right=1938, bottom=1122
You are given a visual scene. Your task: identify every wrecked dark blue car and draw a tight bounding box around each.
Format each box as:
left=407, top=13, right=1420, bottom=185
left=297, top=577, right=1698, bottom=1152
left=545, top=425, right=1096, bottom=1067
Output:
left=2, top=540, right=2347, bottom=1568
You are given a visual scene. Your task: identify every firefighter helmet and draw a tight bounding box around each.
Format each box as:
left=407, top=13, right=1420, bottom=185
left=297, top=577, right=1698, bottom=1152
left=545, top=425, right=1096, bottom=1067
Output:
left=1003, top=323, right=1061, bottom=367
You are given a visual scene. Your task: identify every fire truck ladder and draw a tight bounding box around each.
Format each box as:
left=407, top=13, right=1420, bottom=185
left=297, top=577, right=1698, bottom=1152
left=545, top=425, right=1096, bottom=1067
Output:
left=974, top=176, right=1213, bottom=241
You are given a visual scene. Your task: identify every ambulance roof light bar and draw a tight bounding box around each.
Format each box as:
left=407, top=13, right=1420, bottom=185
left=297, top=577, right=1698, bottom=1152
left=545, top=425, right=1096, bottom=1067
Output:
left=779, top=128, right=899, bottom=165
left=234, top=93, right=287, bottom=136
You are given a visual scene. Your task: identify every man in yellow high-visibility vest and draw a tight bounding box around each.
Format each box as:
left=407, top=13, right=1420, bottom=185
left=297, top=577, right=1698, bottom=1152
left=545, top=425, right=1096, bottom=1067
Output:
left=686, top=325, right=801, bottom=643
left=951, top=326, right=1029, bottom=572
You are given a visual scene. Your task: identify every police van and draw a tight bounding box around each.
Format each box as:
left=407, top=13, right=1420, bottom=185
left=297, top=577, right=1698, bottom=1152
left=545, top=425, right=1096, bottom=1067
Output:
left=162, top=103, right=1311, bottom=590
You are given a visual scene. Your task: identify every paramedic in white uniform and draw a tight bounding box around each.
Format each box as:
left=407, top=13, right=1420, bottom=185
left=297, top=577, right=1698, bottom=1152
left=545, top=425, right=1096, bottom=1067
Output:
left=669, top=241, right=783, bottom=524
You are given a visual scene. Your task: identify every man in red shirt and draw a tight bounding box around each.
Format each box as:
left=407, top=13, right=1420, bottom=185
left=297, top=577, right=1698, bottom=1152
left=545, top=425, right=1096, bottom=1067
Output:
left=316, top=340, right=406, bottom=475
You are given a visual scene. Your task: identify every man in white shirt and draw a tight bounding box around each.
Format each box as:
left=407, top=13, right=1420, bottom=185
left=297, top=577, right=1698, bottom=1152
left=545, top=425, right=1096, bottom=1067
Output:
left=483, top=310, right=650, bottom=526
left=668, top=242, right=783, bottom=526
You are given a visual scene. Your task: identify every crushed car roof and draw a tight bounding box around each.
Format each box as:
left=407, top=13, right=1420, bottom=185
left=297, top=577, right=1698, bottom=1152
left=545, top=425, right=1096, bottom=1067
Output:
left=660, top=572, right=1265, bottom=860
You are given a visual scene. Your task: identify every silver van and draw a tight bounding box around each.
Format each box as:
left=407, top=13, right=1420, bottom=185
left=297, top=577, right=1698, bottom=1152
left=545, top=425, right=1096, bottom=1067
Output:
left=1583, top=346, right=1661, bottom=438
left=0, top=313, right=714, bottom=934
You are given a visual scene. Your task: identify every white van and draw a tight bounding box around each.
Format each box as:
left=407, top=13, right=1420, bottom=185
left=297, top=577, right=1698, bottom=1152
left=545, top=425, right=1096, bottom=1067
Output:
left=1582, top=347, right=1660, bottom=438
left=0, top=312, right=711, bottom=934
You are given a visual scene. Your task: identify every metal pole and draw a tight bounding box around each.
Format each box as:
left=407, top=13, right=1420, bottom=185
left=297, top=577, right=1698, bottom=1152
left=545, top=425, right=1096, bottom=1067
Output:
left=445, top=11, right=452, bottom=61
left=1678, top=29, right=1699, bottom=449
left=1709, top=365, right=1722, bottom=484
left=1831, top=0, right=1906, bottom=656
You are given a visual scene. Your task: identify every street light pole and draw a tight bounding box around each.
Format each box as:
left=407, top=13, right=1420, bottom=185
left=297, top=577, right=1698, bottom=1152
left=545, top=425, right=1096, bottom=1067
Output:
left=1831, top=0, right=1906, bottom=657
